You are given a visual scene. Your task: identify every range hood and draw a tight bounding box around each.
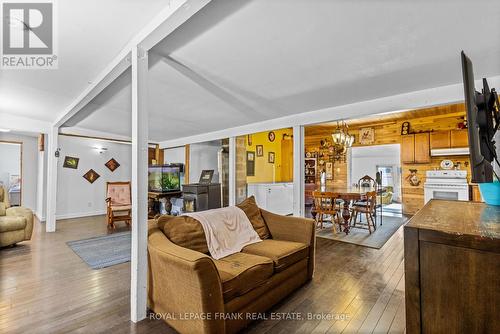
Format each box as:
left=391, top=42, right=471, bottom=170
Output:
left=430, top=147, right=470, bottom=156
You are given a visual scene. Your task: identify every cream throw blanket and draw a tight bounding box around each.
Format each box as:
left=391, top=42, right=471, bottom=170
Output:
left=184, top=206, right=261, bottom=260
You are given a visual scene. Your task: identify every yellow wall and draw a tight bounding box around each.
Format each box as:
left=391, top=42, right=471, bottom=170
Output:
left=246, top=128, right=293, bottom=183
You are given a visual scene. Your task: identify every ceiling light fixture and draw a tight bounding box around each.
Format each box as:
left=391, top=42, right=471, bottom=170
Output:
left=94, top=146, right=108, bottom=154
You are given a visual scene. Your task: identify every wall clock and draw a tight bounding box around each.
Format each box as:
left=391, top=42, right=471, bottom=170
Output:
left=268, top=131, right=276, bottom=142
left=440, top=159, right=454, bottom=170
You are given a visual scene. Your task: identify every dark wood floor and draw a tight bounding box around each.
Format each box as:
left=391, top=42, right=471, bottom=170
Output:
left=0, top=216, right=405, bottom=333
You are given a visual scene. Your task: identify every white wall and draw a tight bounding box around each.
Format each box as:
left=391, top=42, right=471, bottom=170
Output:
left=163, top=146, right=185, bottom=164
left=56, top=136, right=131, bottom=219
left=0, top=133, right=39, bottom=212
left=350, top=144, right=401, bottom=201
left=189, top=140, right=221, bottom=184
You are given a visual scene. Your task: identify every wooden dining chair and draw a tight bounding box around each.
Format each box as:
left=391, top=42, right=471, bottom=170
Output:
left=350, top=191, right=377, bottom=234
left=354, top=175, right=379, bottom=223
left=312, top=191, right=341, bottom=232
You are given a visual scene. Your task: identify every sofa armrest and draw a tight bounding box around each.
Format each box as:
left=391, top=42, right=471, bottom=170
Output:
left=260, top=209, right=316, bottom=279
left=148, top=227, right=225, bottom=334
left=6, top=207, right=33, bottom=240
left=260, top=209, right=315, bottom=245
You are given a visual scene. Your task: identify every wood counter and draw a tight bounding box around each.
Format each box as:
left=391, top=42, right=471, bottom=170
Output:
left=404, top=200, right=500, bottom=334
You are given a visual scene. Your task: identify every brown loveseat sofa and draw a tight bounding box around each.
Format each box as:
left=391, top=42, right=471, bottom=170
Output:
left=147, top=197, right=315, bottom=334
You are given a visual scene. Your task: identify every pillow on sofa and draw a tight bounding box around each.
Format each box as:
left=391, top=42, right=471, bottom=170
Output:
left=158, top=215, right=209, bottom=254
left=236, top=196, right=271, bottom=239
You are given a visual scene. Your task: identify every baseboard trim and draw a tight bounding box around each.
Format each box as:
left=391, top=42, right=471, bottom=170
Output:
left=56, top=210, right=106, bottom=220
left=35, top=213, right=46, bottom=222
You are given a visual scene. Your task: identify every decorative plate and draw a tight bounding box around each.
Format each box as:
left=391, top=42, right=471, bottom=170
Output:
left=440, top=159, right=454, bottom=170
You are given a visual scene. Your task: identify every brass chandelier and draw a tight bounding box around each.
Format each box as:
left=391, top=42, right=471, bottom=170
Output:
left=330, top=121, right=354, bottom=161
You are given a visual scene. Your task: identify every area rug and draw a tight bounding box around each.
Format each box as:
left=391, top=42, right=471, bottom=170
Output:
left=316, top=215, right=407, bottom=249
left=67, top=232, right=131, bottom=269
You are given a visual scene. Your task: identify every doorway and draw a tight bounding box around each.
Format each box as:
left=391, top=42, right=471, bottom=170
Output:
left=349, top=144, right=402, bottom=215
left=0, top=141, right=23, bottom=206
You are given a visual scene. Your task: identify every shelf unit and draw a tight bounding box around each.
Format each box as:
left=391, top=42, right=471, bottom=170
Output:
left=305, top=157, right=317, bottom=184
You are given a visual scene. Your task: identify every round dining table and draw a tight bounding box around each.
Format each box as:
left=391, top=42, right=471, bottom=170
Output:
left=311, top=186, right=381, bottom=235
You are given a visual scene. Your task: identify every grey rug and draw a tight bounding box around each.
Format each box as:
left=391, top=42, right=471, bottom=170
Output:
left=316, top=215, right=407, bottom=249
left=67, top=232, right=131, bottom=269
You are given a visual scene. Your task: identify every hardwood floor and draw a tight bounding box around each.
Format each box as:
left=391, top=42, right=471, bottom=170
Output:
left=0, top=216, right=405, bottom=333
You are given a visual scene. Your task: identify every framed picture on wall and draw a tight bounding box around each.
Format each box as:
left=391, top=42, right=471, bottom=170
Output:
left=359, top=128, right=375, bottom=144
left=63, top=156, right=79, bottom=169
left=268, top=152, right=275, bottom=163
left=246, top=151, right=255, bottom=176
left=105, top=158, right=120, bottom=172
left=83, top=169, right=100, bottom=184
left=256, top=145, right=263, bottom=157
left=247, top=134, right=252, bottom=146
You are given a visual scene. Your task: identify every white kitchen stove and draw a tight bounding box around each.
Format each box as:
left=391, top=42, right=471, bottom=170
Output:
left=424, top=170, right=469, bottom=204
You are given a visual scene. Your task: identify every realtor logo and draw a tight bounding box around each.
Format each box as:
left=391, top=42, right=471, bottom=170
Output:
left=1, top=0, right=58, bottom=69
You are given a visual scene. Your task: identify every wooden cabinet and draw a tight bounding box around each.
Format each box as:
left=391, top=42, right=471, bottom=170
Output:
left=430, top=131, right=450, bottom=149
left=401, top=135, right=415, bottom=163
left=402, top=133, right=430, bottom=163
left=450, top=129, right=468, bottom=147
left=430, top=129, right=468, bottom=149
left=414, top=133, right=430, bottom=163
left=404, top=201, right=500, bottom=334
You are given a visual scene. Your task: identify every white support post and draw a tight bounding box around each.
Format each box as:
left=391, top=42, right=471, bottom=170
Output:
left=293, top=126, right=305, bottom=217
left=228, top=137, right=236, bottom=206
left=130, top=45, right=149, bottom=323
left=45, top=127, right=58, bottom=232
left=36, top=136, right=46, bottom=222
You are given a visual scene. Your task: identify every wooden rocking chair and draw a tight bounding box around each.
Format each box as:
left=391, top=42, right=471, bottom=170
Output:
left=105, top=181, right=132, bottom=229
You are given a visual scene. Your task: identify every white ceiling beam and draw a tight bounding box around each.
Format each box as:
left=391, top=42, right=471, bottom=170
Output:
left=159, top=76, right=500, bottom=148
left=54, top=56, right=131, bottom=128
left=141, top=0, right=212, bottom=51
left=54, top=0, right=212, bottom=129
left=59, top=126, right=133, bottom=143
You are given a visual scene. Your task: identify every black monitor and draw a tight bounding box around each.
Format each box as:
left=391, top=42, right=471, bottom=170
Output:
left=461, top=51, right=499, bottom=183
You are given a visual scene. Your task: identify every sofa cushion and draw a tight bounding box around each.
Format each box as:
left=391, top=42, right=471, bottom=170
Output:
left=158, top=215, right=209, bottom=254
left=0, top=216, right=26, bottom=232
left=214, top=252, right=274, bottom=302
left=236, top=196, right=271, bottom=239
left=242, top=239, right=308, bottom=273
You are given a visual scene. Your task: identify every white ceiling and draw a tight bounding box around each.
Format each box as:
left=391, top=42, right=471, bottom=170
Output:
left=0, top=0, right=169, bottom=121
left=3, top=0, right=500, bottom=143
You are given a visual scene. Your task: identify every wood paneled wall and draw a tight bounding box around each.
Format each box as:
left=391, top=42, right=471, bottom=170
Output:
left=305, top=103, right=470, bottom=215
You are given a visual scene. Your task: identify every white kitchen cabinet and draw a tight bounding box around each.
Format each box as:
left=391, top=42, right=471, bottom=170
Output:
left=247, top=182, right=294, bottom=215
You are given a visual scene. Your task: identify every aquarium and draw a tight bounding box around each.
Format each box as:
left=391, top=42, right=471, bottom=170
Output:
left=148, top=165, right=181, bottom=192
